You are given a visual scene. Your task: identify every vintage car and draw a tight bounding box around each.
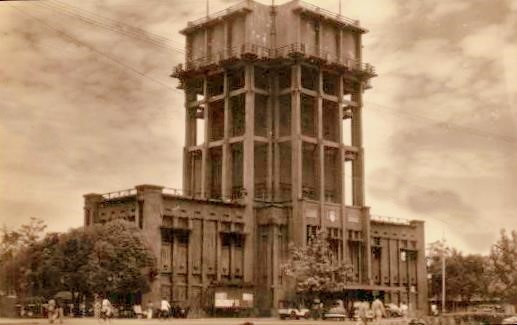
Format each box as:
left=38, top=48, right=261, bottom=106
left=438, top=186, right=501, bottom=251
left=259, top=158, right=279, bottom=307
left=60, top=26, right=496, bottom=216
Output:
left=278, top=304, right=310, bottom=320
left=322, top=300, right=348, bottom=321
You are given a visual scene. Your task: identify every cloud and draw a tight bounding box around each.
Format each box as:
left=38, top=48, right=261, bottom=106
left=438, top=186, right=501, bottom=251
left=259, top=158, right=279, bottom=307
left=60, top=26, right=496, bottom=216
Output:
left=460, top=24, right=504, bottom=59
left=427, top=1, right=471, bottom=19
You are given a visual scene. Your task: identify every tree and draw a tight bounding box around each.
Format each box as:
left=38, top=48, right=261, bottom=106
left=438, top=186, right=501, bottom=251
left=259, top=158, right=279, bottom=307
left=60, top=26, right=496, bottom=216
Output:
left=282, top=229, right=354, bottom=301
left=427, top=241, right=489, bottom=309
left=488, top=229, right=517, bottom=303
left=2, top=219, right=156, bottom=303
left=0, top=217, right=47, bottom=295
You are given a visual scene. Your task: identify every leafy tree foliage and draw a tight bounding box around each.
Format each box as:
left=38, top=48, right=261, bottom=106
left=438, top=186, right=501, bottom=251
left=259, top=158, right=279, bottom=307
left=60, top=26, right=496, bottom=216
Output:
left=0, top=217, right=47, bottom=295
left=1, top=219, right=156, bottom=302
left=427, top=241, right=489, bottom=306
left=282, top=229, right=354, bottom=299
left=488, top=229, right=517, bottom=303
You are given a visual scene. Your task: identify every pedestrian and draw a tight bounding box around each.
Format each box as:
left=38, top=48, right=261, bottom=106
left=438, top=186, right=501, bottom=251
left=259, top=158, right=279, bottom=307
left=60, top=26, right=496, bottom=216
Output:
left=160, top=297, right=171, bottom=319
left=371, top=297, right=386, bottom=321
left=357, top=300, right=370, bottom=325
left=48, top=298, right=56, bottom=324
left=55, top=298, right=64, bottom=324
left=146, top=300, right=154, bottom=319
left=400, top=301, right=409, bottom=319
left=101, top=296, right=112, bottom=322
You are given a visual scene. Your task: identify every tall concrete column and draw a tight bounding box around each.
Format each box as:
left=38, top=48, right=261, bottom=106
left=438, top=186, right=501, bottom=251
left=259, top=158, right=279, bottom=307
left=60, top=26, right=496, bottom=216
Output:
left=136, top=184, right=164, bottom=304
left=222, top=71, right=230, bottom=200
left=290, top=63, right=303, bottom=245
left=411, top=220, right=428, bottom=315
left=337, top=74, right=348, bottom=260
left=317, top=70, right=325, bottom=227
left=351, top=85, right=364, bottom=206
left=243, top=63, right=255, bottom=281
left=201, top=76, right=209, bottom=199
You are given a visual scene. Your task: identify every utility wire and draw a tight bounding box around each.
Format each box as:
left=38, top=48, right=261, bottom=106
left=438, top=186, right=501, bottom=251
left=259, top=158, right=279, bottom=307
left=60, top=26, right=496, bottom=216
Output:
left=49, top=0, right=185, bottom=49
left=9, top=5, right=182, bottom=94
left=31, top=1, right=185, bottom=54
left=9, top=5, right=517, bottom=146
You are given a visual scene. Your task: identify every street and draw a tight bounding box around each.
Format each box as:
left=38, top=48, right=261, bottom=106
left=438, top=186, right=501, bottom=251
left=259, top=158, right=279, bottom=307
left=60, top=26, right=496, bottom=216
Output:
left=0, top=318, right=411, bottom=325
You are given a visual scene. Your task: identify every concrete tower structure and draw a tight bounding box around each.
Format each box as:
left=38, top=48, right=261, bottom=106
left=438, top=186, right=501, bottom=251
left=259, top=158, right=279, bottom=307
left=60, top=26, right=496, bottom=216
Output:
left=85, top=0, right=427, bottom=317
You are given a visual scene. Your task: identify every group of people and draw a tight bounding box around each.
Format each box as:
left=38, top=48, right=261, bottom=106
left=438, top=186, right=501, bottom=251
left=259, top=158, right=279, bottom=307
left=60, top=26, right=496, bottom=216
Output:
left=356, top=298, right=409, bottom=324
left=47, top=298, right=64, bottom=324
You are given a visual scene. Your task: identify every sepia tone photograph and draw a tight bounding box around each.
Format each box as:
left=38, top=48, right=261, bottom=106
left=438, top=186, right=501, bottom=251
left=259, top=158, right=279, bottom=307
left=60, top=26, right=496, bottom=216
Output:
left=0, top=0, right=516, bottom=324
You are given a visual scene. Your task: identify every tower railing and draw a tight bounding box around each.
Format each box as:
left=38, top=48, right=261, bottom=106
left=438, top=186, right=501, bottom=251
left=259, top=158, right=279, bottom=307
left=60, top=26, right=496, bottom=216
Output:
left=296, top=1, right=360, bottom=27
left=185, top=0, right=252, bottom=30
left=174, top=42, right=375, bottom=77
left=101, top=188, right=136, bottom=200
left=370, top=214, right=411, bottom=225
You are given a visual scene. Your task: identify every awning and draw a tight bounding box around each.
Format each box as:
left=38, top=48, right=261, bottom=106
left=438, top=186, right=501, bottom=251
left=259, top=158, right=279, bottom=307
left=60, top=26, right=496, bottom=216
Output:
left=343, top=284, right=408, bottom=292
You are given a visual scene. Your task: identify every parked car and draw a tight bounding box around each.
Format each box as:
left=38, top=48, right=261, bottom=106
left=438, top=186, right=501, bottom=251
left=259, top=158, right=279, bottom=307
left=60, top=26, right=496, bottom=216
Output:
left=386, top=303, right=403, bottom=317
left=322, top=300, right=348, bottom=321
left=278, top=306, right=310, bottom=320
left=502, top=316, right=517, bottom=324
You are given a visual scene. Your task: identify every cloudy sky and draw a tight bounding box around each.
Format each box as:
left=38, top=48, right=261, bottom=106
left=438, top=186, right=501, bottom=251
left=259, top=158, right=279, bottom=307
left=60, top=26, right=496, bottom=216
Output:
left=0, top=0, right=516, bottom=254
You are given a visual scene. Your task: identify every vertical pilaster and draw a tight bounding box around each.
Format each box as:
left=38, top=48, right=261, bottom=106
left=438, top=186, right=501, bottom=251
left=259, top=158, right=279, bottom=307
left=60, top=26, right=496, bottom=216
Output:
left=222, top=71, right=230, bottom=200
left=317, top=69, right=324, bottom=226
left=291, top=64, right=302, bottom=201
left=291, top=63, right=303, bottom=245
left=267, top=72, right=275, bottom=201
left=201, top=76, right=209, bottom=199
left=271, top=224, right=279, bottom=307
left=351, top=84, right=364, bottom=206
left=273, top=72, right=281, bottom=201
left=363, top=207, right=372, bottom=285
left=411, top=220, right=428, bottom=314
left=338, top=74, right=347, bottom=260
left=243, top=63, right=255, bottom=281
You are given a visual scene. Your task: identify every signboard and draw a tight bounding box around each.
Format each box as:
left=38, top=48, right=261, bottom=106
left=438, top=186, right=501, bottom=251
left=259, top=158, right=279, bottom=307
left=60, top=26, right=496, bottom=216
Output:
left=328, top=210, right=336, bottom=222
left=305, top=207, right=318, bottom=219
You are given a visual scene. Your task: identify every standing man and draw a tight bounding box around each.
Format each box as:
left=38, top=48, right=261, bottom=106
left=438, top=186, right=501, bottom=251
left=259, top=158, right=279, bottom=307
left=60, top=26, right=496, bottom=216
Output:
left=146, top=300, right=154, bottom=319
left=160, top=297, right=171, bottom=319
left=357, top=301, right=370, bottom=325
left=371, top=297, right=386, bottom=321
left=48, top=298, right=56, bottom=323
left=101, top=296, right=112, bottom=322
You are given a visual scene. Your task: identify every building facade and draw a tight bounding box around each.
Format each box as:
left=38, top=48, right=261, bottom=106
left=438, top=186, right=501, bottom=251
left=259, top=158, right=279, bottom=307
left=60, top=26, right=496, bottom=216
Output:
left=84, top=0, right=427, bottom=316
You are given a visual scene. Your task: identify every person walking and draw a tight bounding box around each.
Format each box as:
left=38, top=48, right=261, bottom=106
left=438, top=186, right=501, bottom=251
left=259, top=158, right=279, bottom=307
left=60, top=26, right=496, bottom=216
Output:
left=101, top=296, right=112, bottom=322
left=160, top=298, right=171, bottom=320
left=371, top=297, right=386, bottom=321
left=48, top=298, right=57, bottom=324
left=357, top=301, right=370, bottom=325
left=146, top=300, right=154, bottom=319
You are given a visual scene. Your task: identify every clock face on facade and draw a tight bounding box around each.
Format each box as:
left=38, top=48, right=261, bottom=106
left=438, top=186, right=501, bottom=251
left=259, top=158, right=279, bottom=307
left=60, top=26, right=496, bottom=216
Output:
left=329, top=211, right=336, bottom=222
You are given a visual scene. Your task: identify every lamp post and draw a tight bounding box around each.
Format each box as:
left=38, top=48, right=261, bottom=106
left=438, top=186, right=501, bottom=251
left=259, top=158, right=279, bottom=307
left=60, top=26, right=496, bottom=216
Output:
left=441, top=239, right=446, bottom=314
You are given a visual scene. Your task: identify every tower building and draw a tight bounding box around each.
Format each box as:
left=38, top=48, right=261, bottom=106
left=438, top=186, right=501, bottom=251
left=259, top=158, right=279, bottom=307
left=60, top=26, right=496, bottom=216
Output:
left=84, top=0, right=427, bottom=316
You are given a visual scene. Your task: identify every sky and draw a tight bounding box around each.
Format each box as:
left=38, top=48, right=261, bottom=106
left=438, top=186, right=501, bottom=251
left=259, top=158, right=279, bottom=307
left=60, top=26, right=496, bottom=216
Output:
left=0, top=0, right=516, bottom=254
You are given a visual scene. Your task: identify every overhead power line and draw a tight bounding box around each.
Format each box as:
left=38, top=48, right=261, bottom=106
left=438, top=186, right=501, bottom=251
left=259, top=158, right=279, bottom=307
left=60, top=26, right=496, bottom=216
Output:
left=31, top=0, right=185, bottom=54
left=9, top=5, right=182, bottom=94
left=49, top=0, right=185, bottom=48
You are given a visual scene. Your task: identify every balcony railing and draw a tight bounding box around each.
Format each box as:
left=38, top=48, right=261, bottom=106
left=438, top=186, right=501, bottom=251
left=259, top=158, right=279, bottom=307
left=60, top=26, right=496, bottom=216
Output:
left=297, top=1, right=360, bottom=27
left=101, top=189, right=136, bottom=200
left=184, top=0, right=252, bottom=31
left=370, top=214, right=411, bottom=225
left=162, top=187, right=187, bottom=197
left=174, top=42, right=375, bottom=77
